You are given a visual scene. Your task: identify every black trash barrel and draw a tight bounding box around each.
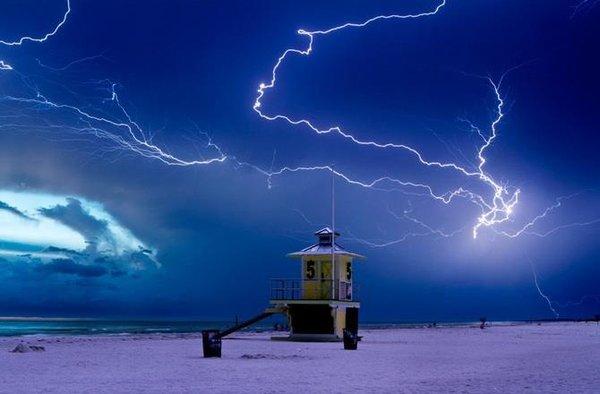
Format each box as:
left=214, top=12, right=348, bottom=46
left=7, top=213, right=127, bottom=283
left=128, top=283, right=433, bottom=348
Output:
left=202, top=330, right=222, bottom=358
left=343, top=329, right=358, bottom=350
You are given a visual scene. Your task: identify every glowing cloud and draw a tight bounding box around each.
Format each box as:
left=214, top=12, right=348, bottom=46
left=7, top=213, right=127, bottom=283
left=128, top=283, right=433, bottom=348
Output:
left=0, top=190, right=158, bottom=276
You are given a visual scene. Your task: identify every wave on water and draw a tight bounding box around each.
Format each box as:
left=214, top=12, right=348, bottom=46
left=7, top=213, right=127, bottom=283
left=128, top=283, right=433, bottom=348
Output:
left=0, top=319, right=235, bottom=337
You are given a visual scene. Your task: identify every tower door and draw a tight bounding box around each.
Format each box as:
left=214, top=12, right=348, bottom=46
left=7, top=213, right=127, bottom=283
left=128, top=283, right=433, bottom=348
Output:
left=320, top=260, right=332, bottom=279
left=320, top=260, right=332, bottom=299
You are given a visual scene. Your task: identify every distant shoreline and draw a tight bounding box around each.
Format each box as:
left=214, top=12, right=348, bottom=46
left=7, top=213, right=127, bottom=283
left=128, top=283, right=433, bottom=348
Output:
left=0, top=317, right=597, bottom=338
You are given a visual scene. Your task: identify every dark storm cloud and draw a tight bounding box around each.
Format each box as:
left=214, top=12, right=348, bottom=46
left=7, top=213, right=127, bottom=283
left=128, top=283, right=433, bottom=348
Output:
left=0, top=255, right=107, bottom=279
left=37, top=258, right=108, bottom=278
left=38, top=198, right=108, bottom=241
left=0, top=253, right=135, bottom=280
left=35, top=244, right=157, bottom=278
left=42, top=245, right=83, bottom=256
left=0, top=201, right=33, bottom=220
left=36, top=198, right=157, bottom=270
left=0, top=191, right=159, bottom=289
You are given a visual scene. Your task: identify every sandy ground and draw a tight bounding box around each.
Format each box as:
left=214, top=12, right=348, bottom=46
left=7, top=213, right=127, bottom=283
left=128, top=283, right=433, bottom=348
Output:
left=0, top=322, right=598, bottom=393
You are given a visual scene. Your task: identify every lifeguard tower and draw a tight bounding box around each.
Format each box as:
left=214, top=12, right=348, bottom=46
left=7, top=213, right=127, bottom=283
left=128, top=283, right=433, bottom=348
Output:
left=201, top=227, right=364, bottom=356
left=269, top=227, right=364, bottom=341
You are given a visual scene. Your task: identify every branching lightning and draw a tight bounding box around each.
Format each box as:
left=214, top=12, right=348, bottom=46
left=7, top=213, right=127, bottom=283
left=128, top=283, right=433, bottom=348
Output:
left=1, top=83, right=227, bottom=166
left=344, top=205, right=464, bottom=248
left=1, top=0, right=598, bottom=246
left=250, top=0, right=525, bottom=239
left=250, top=0, right=600, bottom=243
left=495, top=193, right=600, bottom=239
left=393, top=206, right=466, bottom=239
left=0, top=2, right=225, bottom=170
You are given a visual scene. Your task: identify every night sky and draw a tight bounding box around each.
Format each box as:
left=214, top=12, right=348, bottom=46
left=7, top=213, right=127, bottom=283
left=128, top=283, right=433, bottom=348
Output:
left=0, top=0, right=598, bottom=322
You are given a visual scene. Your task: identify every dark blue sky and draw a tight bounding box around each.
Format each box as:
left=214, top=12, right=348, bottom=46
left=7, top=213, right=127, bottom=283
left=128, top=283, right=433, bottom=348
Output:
left=0, top=0, right=598, bottom=321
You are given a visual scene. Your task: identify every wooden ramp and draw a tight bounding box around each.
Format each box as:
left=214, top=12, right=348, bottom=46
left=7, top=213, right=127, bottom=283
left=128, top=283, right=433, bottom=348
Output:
left=216, top=306, right=286, bottom=339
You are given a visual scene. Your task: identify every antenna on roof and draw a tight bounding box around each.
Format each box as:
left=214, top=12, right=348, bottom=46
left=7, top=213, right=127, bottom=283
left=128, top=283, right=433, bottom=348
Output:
left=331, top=168, right=335, bottom=246
left=331, top=168, right=335, bottom=298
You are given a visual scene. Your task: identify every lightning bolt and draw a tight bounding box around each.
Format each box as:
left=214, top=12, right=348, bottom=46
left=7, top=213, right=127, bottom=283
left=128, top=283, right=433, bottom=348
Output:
left=0, top=60, right=13, bottom=71
left=35, top=52, right=111, bottom=72
left=250, top=2, right=600, bottom=242
left=530, top=259, right=560, bottom=319
left=494, top=192, right=600, bottom=239
left=1, top=0, right=597, bottom=246
left=528, top=258, right=600, bottom=319
left=393, top=206, right=465, bottom=239
left=529, top=257, right=600, bottom=319
left=0, top=0, right=71, bottom=72
left=525, top=219, right=600, bottom=238
left=1, top=83, right=227, bottom=166
left=251, top=0, right=525, bottom=239
left=344, top=206, right=464, bottom=248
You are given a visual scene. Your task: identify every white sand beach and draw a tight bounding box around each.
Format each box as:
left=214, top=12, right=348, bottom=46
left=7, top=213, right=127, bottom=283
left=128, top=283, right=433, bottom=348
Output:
left=0, top=322, right=598, bottom=393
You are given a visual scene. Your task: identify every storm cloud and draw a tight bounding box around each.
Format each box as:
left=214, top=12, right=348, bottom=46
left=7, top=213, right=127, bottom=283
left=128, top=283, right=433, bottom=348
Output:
left=37, top=258, right=108, bottom=278
left=39, top=198, right=109, bottom=243
left=0, top=190, right=159, bottom=278
left=0, top=201, right=33, bottom=221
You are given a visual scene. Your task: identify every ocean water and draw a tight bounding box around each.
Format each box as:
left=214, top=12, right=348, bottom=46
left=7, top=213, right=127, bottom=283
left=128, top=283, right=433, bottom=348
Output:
left=0, top=319, right=247, bottom=337
left=0, top=318, right=529, bottom=337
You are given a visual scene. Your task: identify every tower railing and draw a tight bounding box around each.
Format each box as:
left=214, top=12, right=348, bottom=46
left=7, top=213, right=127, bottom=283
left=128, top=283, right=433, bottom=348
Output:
left=269, top=278, right=358, bottom=301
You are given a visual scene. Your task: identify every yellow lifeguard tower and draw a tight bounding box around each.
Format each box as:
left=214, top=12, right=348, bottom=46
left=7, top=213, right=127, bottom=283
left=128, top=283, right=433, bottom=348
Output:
left=269, top=227, right=364, bottom=341
left=201, top=227, right=364, bottom=356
